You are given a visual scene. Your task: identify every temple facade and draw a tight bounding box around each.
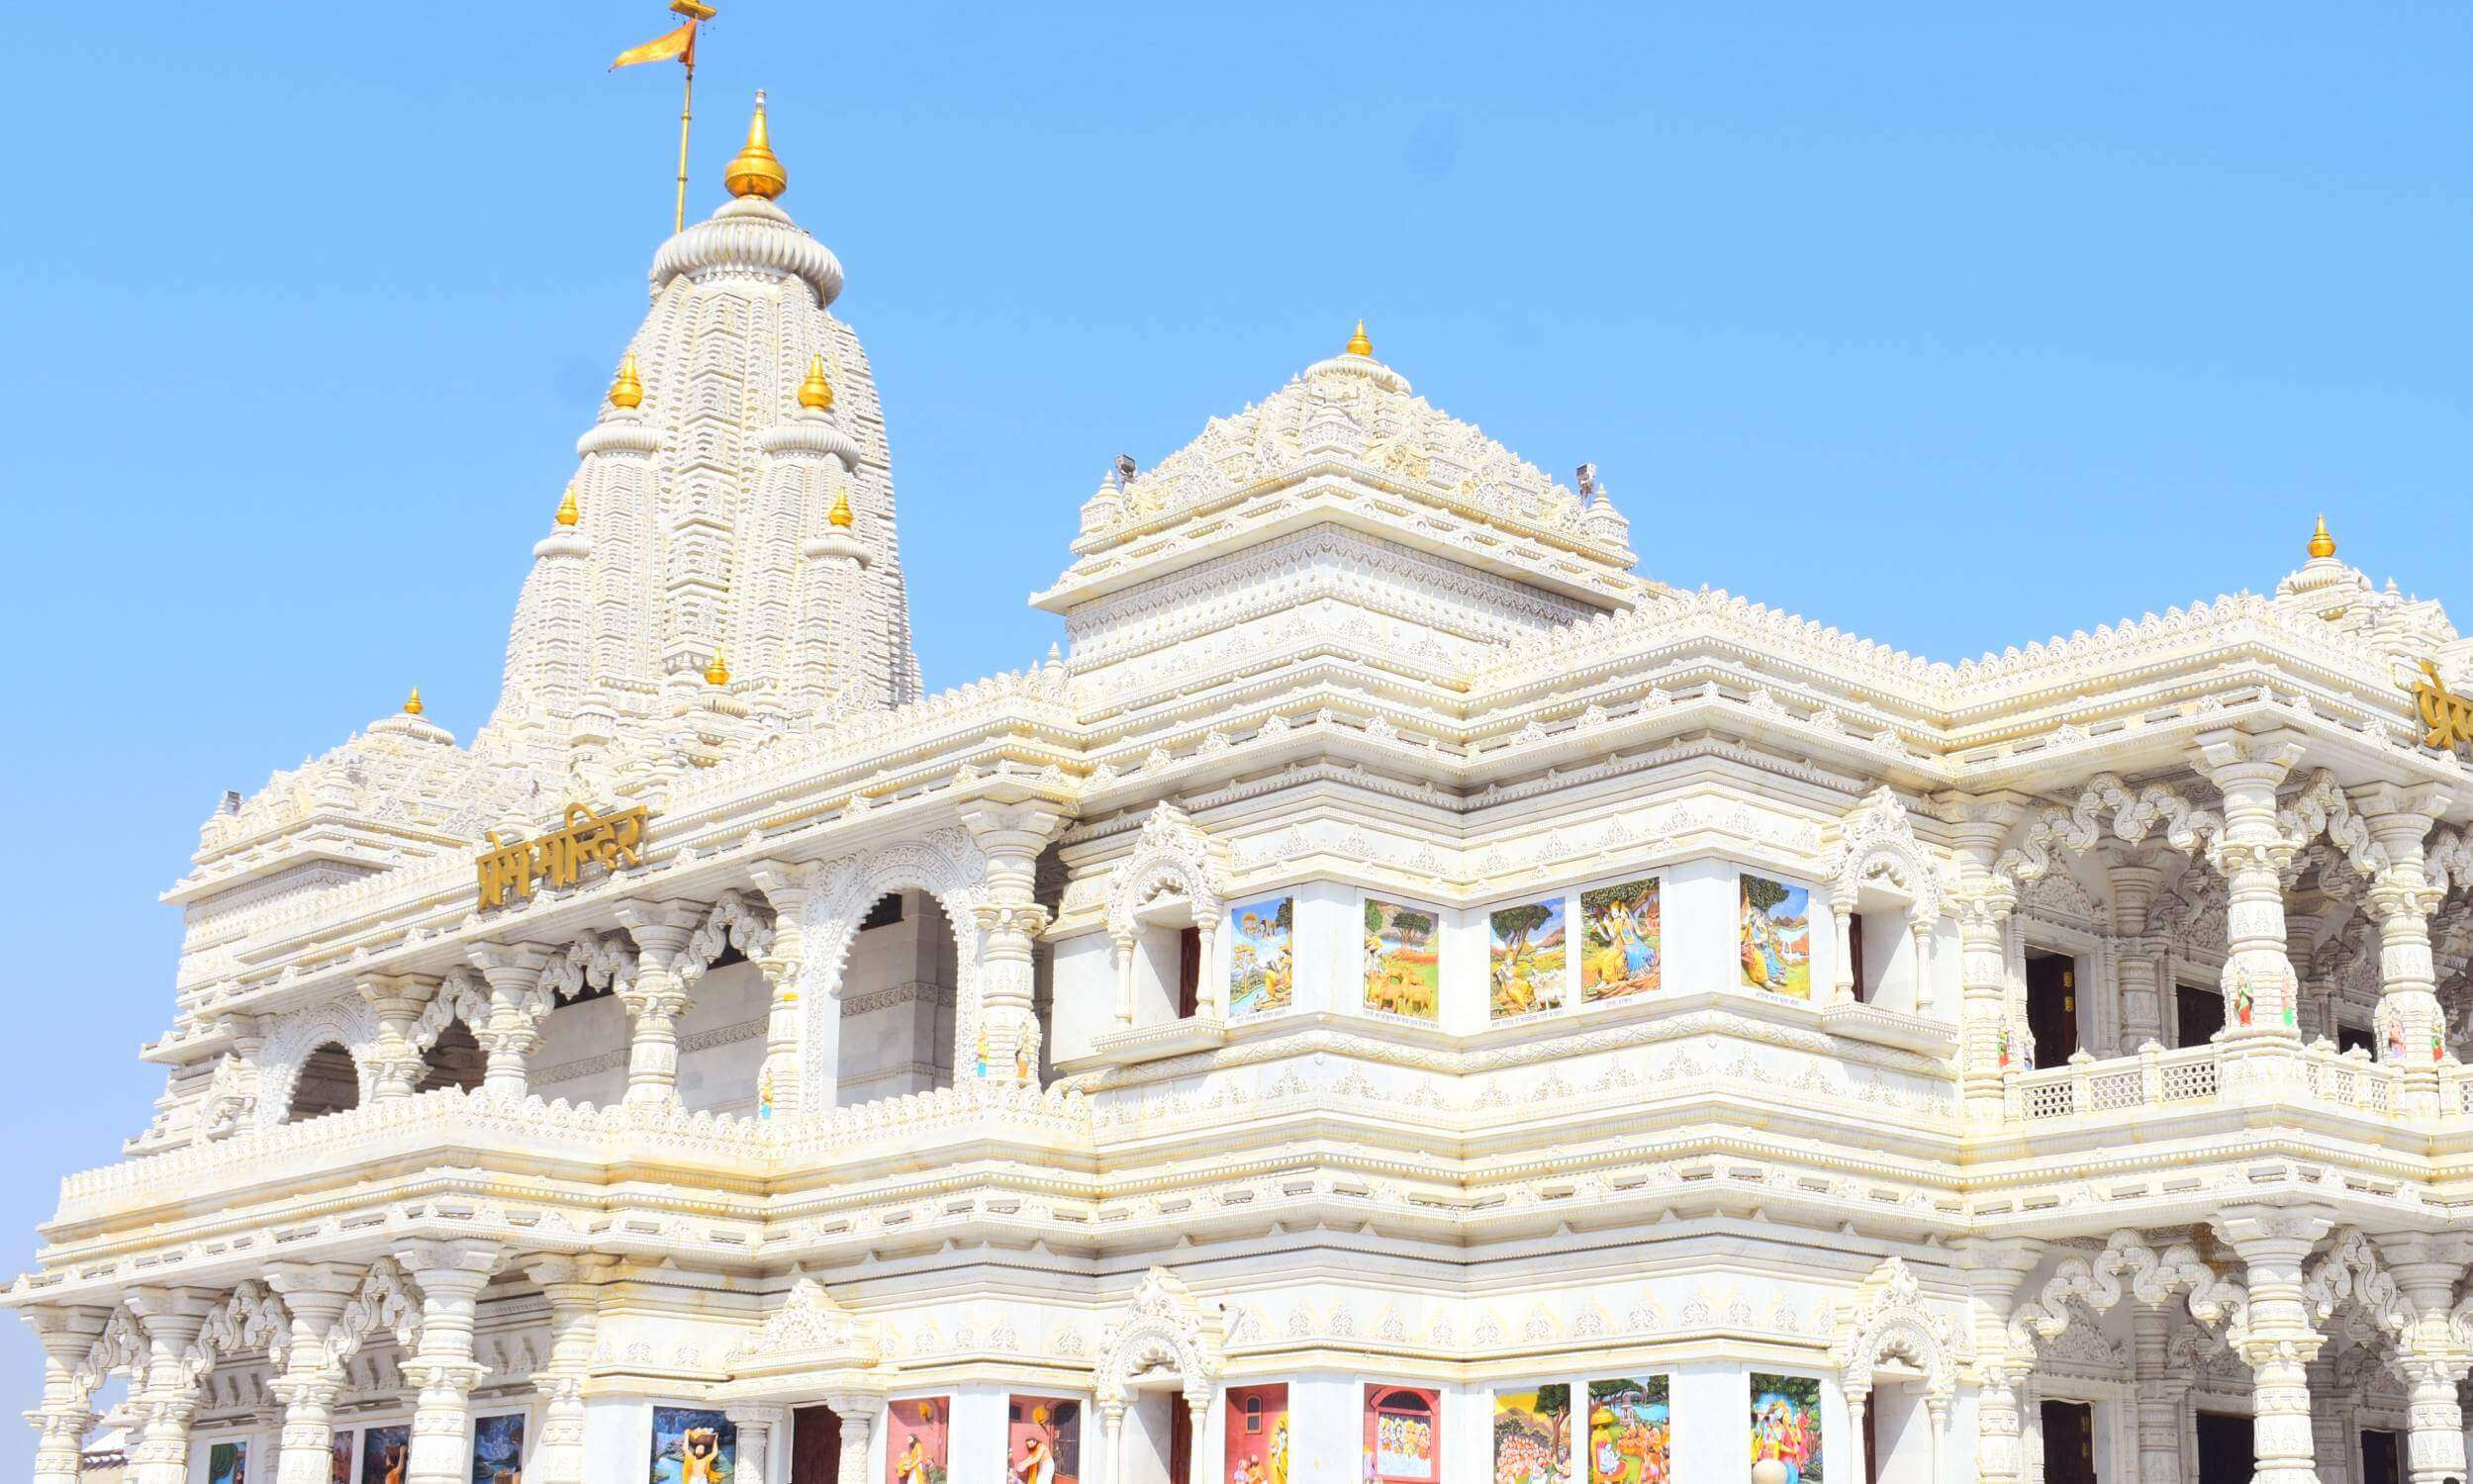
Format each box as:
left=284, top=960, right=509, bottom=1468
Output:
left=20, top=96, right=2473, bottom=1484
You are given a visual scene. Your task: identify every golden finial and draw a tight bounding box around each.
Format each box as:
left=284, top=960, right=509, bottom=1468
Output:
left=827, top=486, right=854, bottom=528
left=2307, top=514, right=2337, bottom=560
left=608, top=353, right=643, bottom=409
left=404, top=687, right=425, bottom=716
left=555, top=484, right=580, bottom=527
left=724, top=90, right=788, bottom=200
left=1345, top=319, right=1373, bottom=357
left=705, top=648, right=731, bottom=686
left=798, top=353, right=835, bottom=411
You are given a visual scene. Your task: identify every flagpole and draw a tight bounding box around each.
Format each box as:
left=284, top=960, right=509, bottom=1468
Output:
left=673, top=39, right=695, bottom=234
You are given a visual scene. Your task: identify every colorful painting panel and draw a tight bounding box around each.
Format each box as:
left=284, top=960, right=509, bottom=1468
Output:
left=1740, top=875, right=1813, bottom=999
left=1493, top=1384, right=1571, bottom=1484
left=1488, top=897, right=1567, bottom=1019
left=1225, top=1384, right=1289, bottom=1484
left=887, top=1397, right=951, bottom=1484
left=1227, top=894, right=1294, bottom=1018
left=361, top=1426, right=411, bottom=1484
left=209, top=1440, right=248, bottom=1484
left=1364, top=898, right=1441, bottom=1020
left=1580, top=878, right=1662, bottom=1000
left=471, top=1412, right=525, bottom=1484
left=1585, top=1378, right=1670, bottom=1484
left=333, top=1432, right=354, bottom=1484
left=1007, top=1395, right=1082, bottom=1484
left=1749, top=1373, right=1824, bottom=1482
left=649, top=1406, right=735, bottom=1484
left=1364, top=1385, right=1440, bottom=1483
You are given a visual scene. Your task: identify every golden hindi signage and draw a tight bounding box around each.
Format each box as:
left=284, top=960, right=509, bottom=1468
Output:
left=477, top=802, right=649, bottom=909
left=2414, top=662, right=2473, bottom=755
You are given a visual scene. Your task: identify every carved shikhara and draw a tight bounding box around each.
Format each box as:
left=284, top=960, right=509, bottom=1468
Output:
left=25, top=125, right=2473, bottom=1484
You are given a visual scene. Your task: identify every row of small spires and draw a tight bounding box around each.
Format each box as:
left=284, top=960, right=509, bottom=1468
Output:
left=399, top=515, right=2340, bottom=724
left=605, top=349, right=833, bottom=414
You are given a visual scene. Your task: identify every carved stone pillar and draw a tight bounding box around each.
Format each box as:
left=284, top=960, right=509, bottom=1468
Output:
left=726, top=1403, right=786, bottom=1483
left=2131, top=1304, right=2183, bottom=1484
left=2305, top=1356, right=2349, bottom=1484
left=958, top=787, right=1071, bottom=1084
left=265, top=1264, right=362, bottom=1484
left=1099, top=1399, right=1126, bottom=1484
left=2374, top=1233, right=2473, bottom=1484
left=522, top=1253, right=616, bottom=1484
left=125, top=1288, right=216, bottom=1484
left=2356, top=785, right=2452, bottom=1113
left=749, top=861, right=817, bottom=1118
left=1940, top=796, right=2029, bottom=1120
left=2109, top=855, right=2169, bottom=1051
left=1952, top=1238, right=2043, bottom=1484
left=2215, top=1205, right=2334, bottom=1484
left=825, top=1391, right=880, bottom=1484
left=396, top=1240, right=501, bottom=1484
left=1832, top=901, right=1859, bottom=1003
left=359, top=974, right=432, bottom=1102
left=1110, top=932, right=1138, bottom=1026
left=468, top=944, right=553, bottom=1100
left=23, top=1306, right=110, bottom=1484
left=615, top=901, right=705, bottom=1106
left=2193, top=730, right=2310, bottom=1039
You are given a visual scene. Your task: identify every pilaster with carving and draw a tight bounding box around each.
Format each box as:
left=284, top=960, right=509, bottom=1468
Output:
left=958, top=785, right=1071, bottom=1083
left=2192, top=730, right=2310, bottom=1040
left=124, top=1288, right=216, bottom=1484
left=2373, top=1232, right=2473, bottom=1484
left=395, top=1241, right=500, bottom=1484
left=1942, top=794, right=2028, bottom=1120
left=748, top=861, right=818, bottom=1117
left=264, top=1264, right=361, bottom=1484
left=614, top=900, right=706, bottom=1106
left=2355, top=784, right=2452, bottom=1111
left=2215, top=1204, right=2335, bottom=1484
left=2107, top=853, right=2170, bottom=1051
left=357, top=974, right=432, bottom=1101
left=467, top=943, right=555, bottom=1099
left=1951, top=1238, right=2043, bottom=1484
left=522, top=1253, right=617, bottom=1484
left=22, top=1306, right=111, bottom=1484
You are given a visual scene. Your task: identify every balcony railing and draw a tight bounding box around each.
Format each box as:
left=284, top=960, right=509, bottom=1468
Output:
left=2009, top=1039, right=2424, bottom=1123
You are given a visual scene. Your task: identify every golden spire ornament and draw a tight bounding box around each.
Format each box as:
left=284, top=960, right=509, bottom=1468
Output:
left=555, top=485, right=581, bottom=527
left=608, top=353, right=643, bottom=409
left=828, top=486, right=855, bottom=528
left=2308, top=514, right=2337, bottom=560
left=724, top=90, right=788, bottom=200
left=1345, top=319, right=1373, bottom=357
left=798, top=353, right=834, bottom=411
left=404, top=687, right=425, bottom=716
left=705, top=648, right=731, bottom=686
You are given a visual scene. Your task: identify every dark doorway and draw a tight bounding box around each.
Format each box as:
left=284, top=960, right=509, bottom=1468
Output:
left=2026, top=951, right=2079, bottom=1067
left=1168, top=1396, right=1192, bottom=1484
left=2041, top=1400, right=2096, bottom=1484
left=792, top=1405, right=841, bottom=1484
left=2361, top=1428, right=2404, bottom=1484
left=2178, top=982, right=2227, bottom=1048
left=1177, top=925, right=1201, bottom=1019
left=1848, top=912, right=1868, bottom=1003
left=2196, top=1411, right=2253, bottom=1484
left=1862, top=1397, right=1880, bottom=1484
left=2337, top=1023, right=2376, bottom=1058
left=288, top=1041, right=362, bottom=1121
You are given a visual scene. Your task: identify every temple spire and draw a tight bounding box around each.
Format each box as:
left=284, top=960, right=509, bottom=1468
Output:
left=2307, top=514, right=2336, bottom=560
left=724, top=90, right=787, bottom=200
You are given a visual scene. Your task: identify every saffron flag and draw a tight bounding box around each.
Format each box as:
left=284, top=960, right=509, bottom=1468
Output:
left=611, top=20, right=697, bottom=69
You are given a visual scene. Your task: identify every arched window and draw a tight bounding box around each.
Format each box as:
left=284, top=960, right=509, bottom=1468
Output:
left=287, top=1042, right=361, bottom=1121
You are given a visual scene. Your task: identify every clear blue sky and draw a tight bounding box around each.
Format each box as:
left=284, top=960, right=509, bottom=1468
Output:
left=2, top=0, right=2467, bottom=1422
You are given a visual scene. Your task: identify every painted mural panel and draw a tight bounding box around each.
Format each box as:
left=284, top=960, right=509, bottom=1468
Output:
left=361, top=1426, right=411, bottom=1484
left=649, top=1406, right=735, bottom=1484
left=1364, top=898, right=1441, bottom=1019
left=1739, top=875, right=1813, bottom=998
left=888, top=1398, right=950, bottom=1484
left=1488, top=897, right=1567, bottom=1018
left=1364, top=1385, right=1440, bottom=1483
left=209, top=1441, right=248, bottom=1484
left=1585, top=1378, right=1669, bottom=1484
left=1749, top=1373, right=1823, bottom=1482
left=1225, top=1384, right=1289, bottom=1484
left=1580, top=878, right=1661, bottom=1000
left=332, top=1431, right=354, bottom=1484
left=1227, top=894, right=1294, bottom=1017
left=1493, top=1384, right=1570, bottom=1484
left=471, top=1412, right=525, bottom=1484
left=1007, top=1395, right=1081, bottom=1484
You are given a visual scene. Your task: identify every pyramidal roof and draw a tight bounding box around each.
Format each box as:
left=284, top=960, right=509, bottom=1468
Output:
left=1037, top=330, right=1647, bottom=611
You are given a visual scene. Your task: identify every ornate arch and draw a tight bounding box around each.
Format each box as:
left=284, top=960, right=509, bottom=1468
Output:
left=2009, top=1229, right=2251, bottom=1354
left=681, top=889, right=777, bottom=982
left=723, top=1278, right=882, bottom=1400
left=2304, top=1227, right=2414, bottom=1352
left=1832, top=1256, right=1960, bottom=1404
left=1995, top=775, right=2226, bottom=890
left=71, top=1303, right=148, bottom=1404
left=1827, top=788, right=1945, bottom=921
left=183, top=1280, right=290, bottom=1385
left=801, top=827, right=989, bottom=1082
left=525, top=929, right=638, bottom=1020
left=328, top=1257, right=423, bottom=1364
left=412, top=968, right=490, bottom=1054
left=1091, top=1268, right=1222, bottom=1412
left=1104, top=803, right=1229, bottom=941
left=255, top=994, right=383, bottom=1129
